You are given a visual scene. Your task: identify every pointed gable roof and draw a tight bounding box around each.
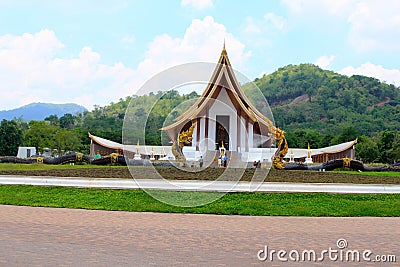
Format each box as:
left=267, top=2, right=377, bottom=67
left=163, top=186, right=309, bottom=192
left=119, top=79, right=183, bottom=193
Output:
left=161, top=44, right=274, bottom=137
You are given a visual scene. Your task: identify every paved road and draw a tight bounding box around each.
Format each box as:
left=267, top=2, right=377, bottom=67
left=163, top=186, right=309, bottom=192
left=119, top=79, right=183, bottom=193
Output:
left=1, top=175, right=400, bottom=193
left=0, top=205, right=399, bottom=266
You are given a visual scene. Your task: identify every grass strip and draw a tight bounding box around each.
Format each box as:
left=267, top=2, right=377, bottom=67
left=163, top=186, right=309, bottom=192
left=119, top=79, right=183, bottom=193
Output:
left=1, top=185, right=400, bottom=216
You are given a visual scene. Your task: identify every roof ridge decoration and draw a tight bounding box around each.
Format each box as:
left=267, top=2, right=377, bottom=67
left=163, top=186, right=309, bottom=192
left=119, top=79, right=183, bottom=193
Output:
left=161, top=43, right=274, bottom=134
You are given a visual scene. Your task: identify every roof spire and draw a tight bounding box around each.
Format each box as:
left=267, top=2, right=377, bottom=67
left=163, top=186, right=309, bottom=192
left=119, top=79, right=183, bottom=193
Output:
left=221, top=39, right=227, bottom=55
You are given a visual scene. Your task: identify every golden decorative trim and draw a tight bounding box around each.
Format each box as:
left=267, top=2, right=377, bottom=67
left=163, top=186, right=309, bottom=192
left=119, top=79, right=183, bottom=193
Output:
left=76, top=153, right=83, bottom=162
left=110, top=153, right=119, bottom=164
left=343, top=157, right=351, bottom=168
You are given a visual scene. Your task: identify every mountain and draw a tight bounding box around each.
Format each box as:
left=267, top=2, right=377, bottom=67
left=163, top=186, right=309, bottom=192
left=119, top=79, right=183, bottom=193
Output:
left=252, top=64, right=400, bottom=135
left=0, top=103, right=87, bottom=121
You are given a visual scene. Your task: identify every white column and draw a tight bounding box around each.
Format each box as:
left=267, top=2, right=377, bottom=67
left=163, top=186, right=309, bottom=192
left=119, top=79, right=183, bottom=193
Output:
left=230, top=115, right=236, bottom=151
left=240, top=117, right=246, bottom=150
left=199, top=117, right=205, bottom=146
left=192, top=124, right=197, bottom=148
left=208, top=116, right=216, bottom=150
left=248, top=123, right=253, bottom=149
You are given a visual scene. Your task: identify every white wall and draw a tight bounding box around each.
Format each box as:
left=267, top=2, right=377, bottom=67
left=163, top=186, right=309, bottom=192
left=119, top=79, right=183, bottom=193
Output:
left=248, top=123, right=253, bottom=149
left=189, top=87, right=258, bottom=153
left=192, top=120, right=198, bottom=149
left=208, top=88, right=238, bottom=151
left=17, top=147, right=36, bottom=158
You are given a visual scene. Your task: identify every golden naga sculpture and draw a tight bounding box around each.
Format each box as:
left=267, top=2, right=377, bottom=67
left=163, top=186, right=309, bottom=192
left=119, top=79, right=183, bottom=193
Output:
left=171, top=123, right=196, bottom=166
left=272, top=127, right=289, bottom=169
left=178, top=123, right=196, bottom=149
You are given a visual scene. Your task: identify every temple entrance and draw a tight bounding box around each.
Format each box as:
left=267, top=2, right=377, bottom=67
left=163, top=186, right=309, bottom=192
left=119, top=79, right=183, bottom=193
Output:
left=215, top=115, right=229, bottom=150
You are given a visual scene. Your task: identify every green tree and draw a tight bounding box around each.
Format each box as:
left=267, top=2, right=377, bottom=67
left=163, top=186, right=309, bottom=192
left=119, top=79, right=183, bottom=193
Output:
left=74, top=128, right=90, bottom=154
left=331, top=126, right=359, bottom=145
left=23, top=121, right=57, bottom=153
left=0, top=120, right=23, bottom=156
left=54, top=128, right=81, bottom=155
left=378, top=130, right=399, bottom=163
left=391, top=137, right=400, bottom=163
left=356, top=135, right=379, bottom=163
left=44, top=114, right=59, bottom=126
left=59, top=113, right=75, bottom=129
left=13, top=116, right=29, bottom=131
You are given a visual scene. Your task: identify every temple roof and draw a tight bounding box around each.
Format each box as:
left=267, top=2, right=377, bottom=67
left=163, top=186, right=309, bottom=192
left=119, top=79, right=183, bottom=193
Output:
left=161, top=45, right=274, bottom=136
left=89, top=132, right=357, bottom=159
left=88, top=133, right=171, bottom=155
left=88, top=132, right=123, bottom=150
left=284, top=139, right=358, bottom=159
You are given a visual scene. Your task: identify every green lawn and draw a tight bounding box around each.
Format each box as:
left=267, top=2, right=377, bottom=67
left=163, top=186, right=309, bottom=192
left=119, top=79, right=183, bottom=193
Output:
left=1, top=185, right=399, bottom=216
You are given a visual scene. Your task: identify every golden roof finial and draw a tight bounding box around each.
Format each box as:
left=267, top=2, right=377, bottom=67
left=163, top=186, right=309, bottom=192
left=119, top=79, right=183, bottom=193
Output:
left=221, top=39, right=227, bottom=55
left=221, top=141, right=225, bottom=149
left=136, top=139, right=140, bottom=155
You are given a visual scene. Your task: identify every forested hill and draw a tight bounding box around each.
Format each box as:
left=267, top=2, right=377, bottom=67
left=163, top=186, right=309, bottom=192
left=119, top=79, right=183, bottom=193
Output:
left=253, top=64, right=400, bottom=135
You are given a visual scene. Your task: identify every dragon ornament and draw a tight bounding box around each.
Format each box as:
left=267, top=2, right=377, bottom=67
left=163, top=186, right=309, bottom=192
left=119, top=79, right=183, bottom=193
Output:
left=272, top=127, right=289, bottom=169
left=171, top=123, right=196, bottom=167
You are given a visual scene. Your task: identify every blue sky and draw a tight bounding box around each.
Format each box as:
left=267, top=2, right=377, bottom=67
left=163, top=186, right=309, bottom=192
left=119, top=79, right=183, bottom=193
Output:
left=0, top=0, right=399, bottom=110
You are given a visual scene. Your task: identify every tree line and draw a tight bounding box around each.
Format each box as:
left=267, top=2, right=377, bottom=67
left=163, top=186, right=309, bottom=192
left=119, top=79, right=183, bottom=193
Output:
left=0, top=99, right=398, bottom=164
left=0, top=117, right=87, bottom=157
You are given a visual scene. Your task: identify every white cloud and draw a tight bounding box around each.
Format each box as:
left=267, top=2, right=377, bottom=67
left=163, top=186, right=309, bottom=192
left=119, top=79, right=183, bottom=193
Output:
left=243, top=17, right=261, bottom=34
left=243, top=13, right=288, bottom=35
left=121, top=35, right=135, bottom=44
left=181, top=0, right=213, bottom=10
left=0, top=30, right=137, bottom=110
left=137, top=16, right=251, bottom=80
left=315, top=55, right=335, bottom=69
left=0, top=17, right=250, bottom=111
left=347, top=1, right=400, bottom=51
left=281, top=0, right=400, bottom=52
left=339, top=62, right=400, bottom=85
left=281, top=0, right=354, bottom=16
left=264, top=13, right=288, bottom=32
left=121, top=35, right=135, bottom=50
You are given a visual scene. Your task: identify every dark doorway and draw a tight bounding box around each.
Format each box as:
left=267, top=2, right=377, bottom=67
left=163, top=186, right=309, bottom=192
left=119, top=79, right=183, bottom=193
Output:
left=215, top=115, right=229, bottom=150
